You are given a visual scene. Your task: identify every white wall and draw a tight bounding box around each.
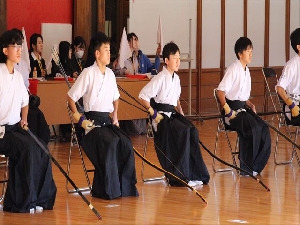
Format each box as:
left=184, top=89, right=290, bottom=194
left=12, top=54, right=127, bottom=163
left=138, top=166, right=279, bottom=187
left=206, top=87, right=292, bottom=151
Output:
left=128, top=0, right=300, bottom=69
left=128, top=0, right=197, bottom=69
left=41, top=23, right=72, bottom=72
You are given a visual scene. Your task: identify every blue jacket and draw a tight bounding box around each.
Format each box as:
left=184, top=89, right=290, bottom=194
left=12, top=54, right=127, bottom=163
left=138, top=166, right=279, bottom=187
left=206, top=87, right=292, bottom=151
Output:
left=137, top=50, right=160, bottom=74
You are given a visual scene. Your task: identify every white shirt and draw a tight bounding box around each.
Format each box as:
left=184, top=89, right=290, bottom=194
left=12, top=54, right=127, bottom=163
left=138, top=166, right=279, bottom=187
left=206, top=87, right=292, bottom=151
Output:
left=14, top=59, right=30, bottom=88
left=0, top=63, right=29, bottom=125
left=68, top=62, right=120, bottom=113
left=124, top=57, right=139, bottom=74
left=217, top=59, right=251, bottom=101
left=139, top=66, right=181, bottom=107
left=276, top=54, right=300, bottom=95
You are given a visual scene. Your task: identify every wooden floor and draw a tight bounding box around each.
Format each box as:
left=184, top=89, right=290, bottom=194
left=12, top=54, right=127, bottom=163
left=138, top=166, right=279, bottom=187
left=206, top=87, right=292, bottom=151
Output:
left=1, top=117, right=300, bottom=224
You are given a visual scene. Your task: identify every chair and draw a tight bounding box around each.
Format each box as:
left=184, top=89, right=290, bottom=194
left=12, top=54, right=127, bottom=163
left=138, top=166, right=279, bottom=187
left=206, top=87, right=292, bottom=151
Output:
left=0, top=154, right=9, bottom=202
left=261, top=67, right=300, bottom=166
left=213, top=88, right=239, bottom=173
left=274, top=95, right=300, bottom=166
left=141, top=117, right=165, bottom=182
left=262, top=67, right=282, bottom=120
left=66, top=103, right=94, bottom=193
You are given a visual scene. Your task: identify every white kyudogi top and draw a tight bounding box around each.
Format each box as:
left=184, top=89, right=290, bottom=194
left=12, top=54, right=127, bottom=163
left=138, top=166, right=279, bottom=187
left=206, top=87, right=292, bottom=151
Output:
left=0, top=63, right=29, bottom=125
left=124, top=57, right=139, bottom=75
left=68, top=62, right=120, bottom=113
left=217, top=59, right=251, bottom=101
left=14, top=59, right=30, bottom=88
left=276, top=54, right=300, bottom=98
left=139, top=66, right=181, bottom=117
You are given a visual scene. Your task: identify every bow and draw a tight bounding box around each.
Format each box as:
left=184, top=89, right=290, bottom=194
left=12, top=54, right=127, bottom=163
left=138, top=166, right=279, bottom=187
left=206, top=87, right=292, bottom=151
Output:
left=133, top=146, right=207, bottom=204
left=179, top=97, right=271, bottom=191
left=117, top=84, right=208, bottom=202
left=23, top=125, right=102, bottom=219
left=117, top=82, right=271, bottom=191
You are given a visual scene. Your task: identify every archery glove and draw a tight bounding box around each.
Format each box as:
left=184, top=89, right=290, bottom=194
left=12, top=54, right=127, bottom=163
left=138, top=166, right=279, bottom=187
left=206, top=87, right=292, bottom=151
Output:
left=73, top=112, right=95, bottom=131
left=148, top=107, right=163, bottom=123
left=223, top=103, right=236, bottom=120
left=286, top=98, right=300, bottom=117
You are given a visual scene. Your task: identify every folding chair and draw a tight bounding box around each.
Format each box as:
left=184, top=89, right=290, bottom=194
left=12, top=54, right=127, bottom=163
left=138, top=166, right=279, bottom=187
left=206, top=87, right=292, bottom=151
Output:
left=141, top=117, right=165, bottom=182
left=213, top=88, right=239, bottom=173
left=262, top=67, right=282, bottom=120
left=66, top=103, right=94, bottom=193
left=0, top=155, right=8, bottom=202
left=274, top=96, right=300, bottom=166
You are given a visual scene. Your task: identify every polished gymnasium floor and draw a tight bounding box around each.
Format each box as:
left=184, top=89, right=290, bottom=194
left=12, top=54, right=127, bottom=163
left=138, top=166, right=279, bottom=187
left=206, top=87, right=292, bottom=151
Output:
left=0, top=117, right=299, bottom=224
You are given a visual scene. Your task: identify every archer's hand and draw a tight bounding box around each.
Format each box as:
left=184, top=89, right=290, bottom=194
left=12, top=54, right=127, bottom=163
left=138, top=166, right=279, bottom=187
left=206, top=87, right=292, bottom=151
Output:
left=156, top=44, right=161, bottom=56
left=148, top=107, right=163, bottom=123
left=20, top=120, right=28, bottom=129
left=73, top=112, right=95, bottom=131
left=223, top=103, right=236, bottom=120
left=286, top=98, right=300, bottom=117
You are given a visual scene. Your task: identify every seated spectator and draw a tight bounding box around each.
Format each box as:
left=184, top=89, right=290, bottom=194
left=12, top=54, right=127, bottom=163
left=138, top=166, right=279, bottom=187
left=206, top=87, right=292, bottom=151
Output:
left=71, top=36, right=86, bottom=76
left=124, top=32, right=160, bottom=75
left=119, top=32, right=161, bottom=135
left=51, top=41, right=77, bottom=78
left=29, top=33, right=48, bottom=78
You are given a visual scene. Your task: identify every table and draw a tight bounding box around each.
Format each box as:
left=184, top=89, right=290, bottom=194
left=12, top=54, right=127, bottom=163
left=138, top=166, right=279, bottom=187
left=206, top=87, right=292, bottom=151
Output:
left=30, top=78, right=149, bottom=125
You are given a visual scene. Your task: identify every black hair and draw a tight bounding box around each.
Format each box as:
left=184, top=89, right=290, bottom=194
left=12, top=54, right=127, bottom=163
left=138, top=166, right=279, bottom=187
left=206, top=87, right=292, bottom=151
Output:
left=0, top=29, right=23, bottom=63
left=72, top=36, right=86, bottom=49
left=234, top=37, right=253, bottom=59
left=85, top=32, right=110, bottom=67
left=11, top=28, right=24, bottom=40
left=290, top=28, right=300, bottom=54
left=162, top=42, right=180, bottom=63
left=127, top=32, right=138, bottom=42
left=59, top=41, right=71, bottom=64
left=29, top=33, right=43, bottom=52
left=89, top=31, right=110, bottom=54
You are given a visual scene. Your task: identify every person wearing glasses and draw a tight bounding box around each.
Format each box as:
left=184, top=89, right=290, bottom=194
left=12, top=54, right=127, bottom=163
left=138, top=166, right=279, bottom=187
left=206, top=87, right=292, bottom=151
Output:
left=29, top=33, right=48, bottom=78
left=12, top=28, right=30, bottom=89
left=0, top=29, right=56, bottom=213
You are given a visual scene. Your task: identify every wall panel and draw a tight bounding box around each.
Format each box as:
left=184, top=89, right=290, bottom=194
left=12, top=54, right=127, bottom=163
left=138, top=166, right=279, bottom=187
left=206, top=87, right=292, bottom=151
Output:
left=225, top=0, right=243, bottom=67
left=269, top=0, right=286, bottom=66
left=290, top=0, right=300, bottom=59
left=247, top=0, right=265, bottom=67
left=202, top=0, right=221, bottom=68
left=128, top=0, right=197, bottom=69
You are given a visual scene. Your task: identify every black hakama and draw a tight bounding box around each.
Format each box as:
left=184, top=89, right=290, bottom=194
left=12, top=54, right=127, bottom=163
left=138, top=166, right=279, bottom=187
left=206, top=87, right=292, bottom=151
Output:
left=154, top=112, right=210, bottom=186
left=226, top=100, right=271, bottom=174
left=81, top=112, right=139, bottom=200
left=0, top=124, right=56, bottom=213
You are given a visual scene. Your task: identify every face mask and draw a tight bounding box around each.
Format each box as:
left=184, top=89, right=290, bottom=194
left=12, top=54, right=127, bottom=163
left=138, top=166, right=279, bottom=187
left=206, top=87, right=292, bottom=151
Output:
left=75, top=50, right=84, bottom=59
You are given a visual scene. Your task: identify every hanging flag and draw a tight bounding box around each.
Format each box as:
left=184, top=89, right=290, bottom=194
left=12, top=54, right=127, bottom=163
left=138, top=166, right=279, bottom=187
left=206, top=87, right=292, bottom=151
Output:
left=118, top=27, right=132, bottom=69
left=157, top=16, right=163, bottom=54
left=21, top=27, right=31, bottom=72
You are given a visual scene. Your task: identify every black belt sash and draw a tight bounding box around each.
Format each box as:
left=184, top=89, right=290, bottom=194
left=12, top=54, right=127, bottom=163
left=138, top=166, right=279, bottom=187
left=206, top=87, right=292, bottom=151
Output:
left=85, top=111, right=111, bottom=127
left=2, top=123, right=19, bottom=133
left=150, top=98, right=176, bottom=113
left=226, top=98, right=246, bottom=111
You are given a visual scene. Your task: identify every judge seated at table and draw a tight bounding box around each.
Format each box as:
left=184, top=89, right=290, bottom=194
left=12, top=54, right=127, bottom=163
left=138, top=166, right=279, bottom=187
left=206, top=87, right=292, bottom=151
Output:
left=118, top=33, right=161, bottom=135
